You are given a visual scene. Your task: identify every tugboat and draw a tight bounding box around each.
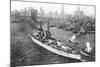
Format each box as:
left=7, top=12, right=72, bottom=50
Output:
left=30, top=18, right=94, bottom=61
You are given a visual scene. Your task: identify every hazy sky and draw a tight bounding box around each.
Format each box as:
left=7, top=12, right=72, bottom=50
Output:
left=11, top=1, right=95, bottom=16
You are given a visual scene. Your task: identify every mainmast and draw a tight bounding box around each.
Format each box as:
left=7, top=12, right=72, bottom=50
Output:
left=47, top=20, right=50, bottom=32
left=40, top=20, right=43, bottom=30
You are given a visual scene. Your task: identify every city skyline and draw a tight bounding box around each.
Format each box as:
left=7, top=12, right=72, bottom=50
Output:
left=11, top=1, right=95, bottom=16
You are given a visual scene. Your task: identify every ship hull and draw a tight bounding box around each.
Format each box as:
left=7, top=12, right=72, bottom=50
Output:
left=30, top=35, right=82, bottom=61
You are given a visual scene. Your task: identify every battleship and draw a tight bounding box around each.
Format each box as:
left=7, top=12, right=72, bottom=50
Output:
left=30, top=18, right=94, bottom=62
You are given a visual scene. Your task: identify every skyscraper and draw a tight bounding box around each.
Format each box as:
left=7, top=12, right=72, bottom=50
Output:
left=74, top=7, right=84, bottom=18
left=39, top=7, right=45, bottom=17
left=61, top=4, right=65, bottom=19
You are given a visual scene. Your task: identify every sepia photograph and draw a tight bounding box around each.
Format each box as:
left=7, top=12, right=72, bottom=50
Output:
left=11, top=0, right=95, bottom=67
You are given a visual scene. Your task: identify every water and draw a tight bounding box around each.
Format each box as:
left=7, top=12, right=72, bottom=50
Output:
left=11, top=26, right=94, bottom=67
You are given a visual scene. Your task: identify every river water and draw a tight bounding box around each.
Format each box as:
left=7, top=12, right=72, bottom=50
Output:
left=12, top=26, right=94, bottom=66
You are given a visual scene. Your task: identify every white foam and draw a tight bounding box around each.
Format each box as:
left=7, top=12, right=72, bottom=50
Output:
left=85, top=42, right=92, bottom=52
